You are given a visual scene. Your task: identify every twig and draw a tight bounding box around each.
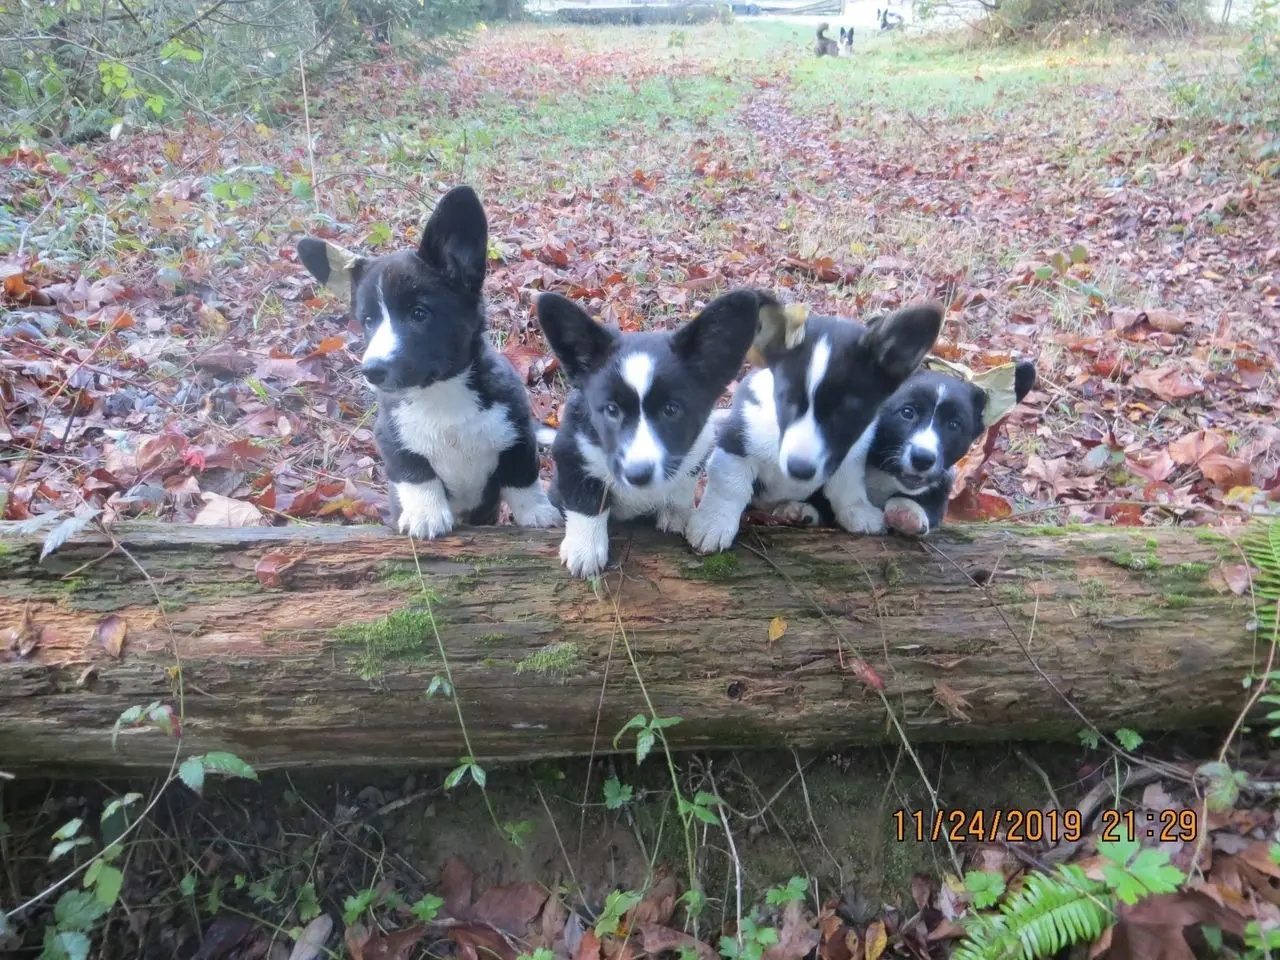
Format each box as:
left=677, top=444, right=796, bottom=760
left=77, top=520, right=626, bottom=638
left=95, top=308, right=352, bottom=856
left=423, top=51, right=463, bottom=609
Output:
left=717, top=799, right=744, bottom=954
left=299, top=49, right=320, bottom=212
left=791, top=748, right=844, bottom=889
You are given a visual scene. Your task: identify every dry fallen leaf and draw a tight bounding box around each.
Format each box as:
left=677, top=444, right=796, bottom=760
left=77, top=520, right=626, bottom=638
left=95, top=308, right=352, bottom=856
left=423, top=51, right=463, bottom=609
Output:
left=864, top=919, right=888, bottom=960
left=289, top=914, right=334, bottom=960
left=254, top=551, right=299, bottom=589
left=1131, top=365, right=1202, bottom=402
left=194, top=493, right=266, bottom=528
left=1168, top=430, right=1228, bottom=466
left=1198, top=454, right=1252, bottom=490
left=346, top=923, right=426, bottom=960
left=768, top=616, right=788, bottom=643
left=8, top=603, right=41, bottom=658
left=93, top=614, right=127, bottom=658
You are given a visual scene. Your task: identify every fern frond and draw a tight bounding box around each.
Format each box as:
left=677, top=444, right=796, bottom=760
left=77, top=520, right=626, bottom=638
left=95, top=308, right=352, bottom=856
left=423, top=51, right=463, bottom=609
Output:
left=1240, top=519, right=1280, bottom=636
left=953, top=865, right=1114, bottom=960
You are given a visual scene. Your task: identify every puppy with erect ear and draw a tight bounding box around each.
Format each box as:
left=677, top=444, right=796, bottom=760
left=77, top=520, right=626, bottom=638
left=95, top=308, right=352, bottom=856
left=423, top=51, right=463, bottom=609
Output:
left=856, top=358, right=1037, bottom=537
left=536, top=289, right=765, bottom=579
left=296, top=185, right=561, bottom=540
left=686, top=302, right=944, bottom=555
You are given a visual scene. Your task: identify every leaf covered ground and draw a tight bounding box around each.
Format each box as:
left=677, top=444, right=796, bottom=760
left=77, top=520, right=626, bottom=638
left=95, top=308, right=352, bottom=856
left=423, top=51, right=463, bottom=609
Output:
left=3, top=22, right=1278, bottom=532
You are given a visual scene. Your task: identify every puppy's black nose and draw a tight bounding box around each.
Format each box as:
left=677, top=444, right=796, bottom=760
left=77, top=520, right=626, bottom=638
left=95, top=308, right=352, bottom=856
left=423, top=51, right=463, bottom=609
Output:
left=909, top=448, right=937, bottom=472
left=363, top=363, right=389, bottom=387
left=622, top=462, right=655, bottom=487
left=786, top=457, right=817, bottom=481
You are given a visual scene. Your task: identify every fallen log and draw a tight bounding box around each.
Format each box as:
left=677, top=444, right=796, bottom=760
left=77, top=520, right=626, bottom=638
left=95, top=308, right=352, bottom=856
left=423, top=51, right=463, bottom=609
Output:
left=0, top=520, right=1257, bottom=772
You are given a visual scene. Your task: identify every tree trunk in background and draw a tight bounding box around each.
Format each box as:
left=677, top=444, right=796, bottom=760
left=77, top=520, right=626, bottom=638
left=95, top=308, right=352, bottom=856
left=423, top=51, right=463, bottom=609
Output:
left=0, top=521, right=1255, bottom=772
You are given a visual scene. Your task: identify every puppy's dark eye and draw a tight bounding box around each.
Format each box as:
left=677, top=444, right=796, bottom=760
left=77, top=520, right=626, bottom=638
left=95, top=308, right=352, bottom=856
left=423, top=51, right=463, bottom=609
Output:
left=946, top=419, right=962, bottom=432
left=409, top=305, right=430, bottom=323
left=603, top=402, right=621, bottom=419
left=899, top=406, right=916, bottom=420
left=662, top=401, right=681, bottom=418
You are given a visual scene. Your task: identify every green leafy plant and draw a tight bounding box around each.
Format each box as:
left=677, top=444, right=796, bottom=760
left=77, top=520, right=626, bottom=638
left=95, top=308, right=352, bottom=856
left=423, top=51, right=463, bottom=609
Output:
left=720, top=917, right=779, bottom=960
left=603, top=776, right=633, bottom=810
left=412, top=893, right=445, bottom=923
left=965, top=870, right=1007, bottom=910
left=613, top=713, right=683, bottom=765
left=953, top=838, right=1185, bottom=960
left=765, top=876, right=809, bottom=907
left=594, top=889, right=642, bottom=938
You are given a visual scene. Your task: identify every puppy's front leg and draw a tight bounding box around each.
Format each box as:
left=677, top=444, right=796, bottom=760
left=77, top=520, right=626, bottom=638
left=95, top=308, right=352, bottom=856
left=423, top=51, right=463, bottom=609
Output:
left=823, top=433, right=886, bottom=535
left=686, top=448, right=756, bottom=554
left=655, top=468, right=700, bottom=537
left=386, top=450, right=454, bottom=539
left=497, top=428, right=562, bottom=529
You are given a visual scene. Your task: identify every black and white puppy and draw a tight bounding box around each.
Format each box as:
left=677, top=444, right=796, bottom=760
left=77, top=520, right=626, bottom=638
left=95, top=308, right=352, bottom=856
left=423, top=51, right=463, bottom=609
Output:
left=839, top=26, right=854, bottom=49
left=863, top=361, right=1036, bottom=536
left=686, top=304, right=943, bottom=555
left=535, top=290, right=763, bottom=579
left=297, top=185, right=561, bottom=539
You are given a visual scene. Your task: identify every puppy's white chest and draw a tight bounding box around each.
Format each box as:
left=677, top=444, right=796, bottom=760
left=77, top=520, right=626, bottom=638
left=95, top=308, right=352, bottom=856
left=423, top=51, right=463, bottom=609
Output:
left=391, top=376, right=515, bottom=512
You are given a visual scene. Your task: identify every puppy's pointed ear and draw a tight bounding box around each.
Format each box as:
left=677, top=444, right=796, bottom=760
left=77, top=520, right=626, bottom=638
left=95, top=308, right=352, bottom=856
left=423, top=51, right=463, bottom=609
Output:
left=535, top=293, right=619, bottom=386
left=1014, top=360, right=1037, bottom=403
left=419, top=185, right=488, bottom=297
left=864, top=303, right=943, bottom=382
left=671, top=288, right=765, bottom=390
left=297, top=237, right=367, bottom=303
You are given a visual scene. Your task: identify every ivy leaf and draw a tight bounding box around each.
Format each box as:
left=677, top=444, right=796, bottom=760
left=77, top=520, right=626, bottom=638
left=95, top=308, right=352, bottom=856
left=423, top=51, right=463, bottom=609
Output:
left=50, top=837, right=92, bottom=862
left=53, top=889, right=109, bottom=932
left=200, top=752, right=259, bottom=782
left=40, top=507, right=101, bottom=562
left=44, top=930, right=91, bottom=960
left=1098, top=837, right=1140, bottom=868
left=52, top=818, right=84, bottom=841
left=635, top=728, right=655, bottom=766
left=178, top=756, right=206, bottom=795
left=93, top=865, right=124, bottom=907
left=613, top=714, right=647, bottom=749
left=444, top=763, right=468, bottom=790
left=469, top=763, right=487, bottom=788
left=1128, top=847, right=1186, bottom=896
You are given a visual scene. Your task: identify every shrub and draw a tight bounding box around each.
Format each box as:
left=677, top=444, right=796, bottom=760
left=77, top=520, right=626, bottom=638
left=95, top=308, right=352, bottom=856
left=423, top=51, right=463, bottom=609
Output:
left=0, top=0, right=488, bottom=145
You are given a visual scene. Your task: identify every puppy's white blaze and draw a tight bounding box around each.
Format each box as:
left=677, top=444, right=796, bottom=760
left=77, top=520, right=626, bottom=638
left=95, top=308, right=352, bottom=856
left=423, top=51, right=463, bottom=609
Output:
left=362, top=279, right=399, bottom=364
left=912, top=426, right=940, bottom=456
left=620, top=352, right=655, bottom=398
left=779, top=412, right=825, bottom=470
left=617, top=351, right=663, bottom=473
left=622, top=414, right=664, bottom=471
left=805, top=337, right=832, bottom=395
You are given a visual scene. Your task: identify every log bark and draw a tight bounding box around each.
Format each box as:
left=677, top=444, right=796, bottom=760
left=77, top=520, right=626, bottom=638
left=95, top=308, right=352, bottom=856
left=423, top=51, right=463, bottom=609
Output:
left=0, top=520, right=1257, bottom=772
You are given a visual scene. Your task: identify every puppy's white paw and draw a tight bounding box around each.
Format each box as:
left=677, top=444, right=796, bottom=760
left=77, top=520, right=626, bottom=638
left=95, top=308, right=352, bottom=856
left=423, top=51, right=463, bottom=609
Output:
left=395, top=481, right=454, bottom=539
left=835, top=500, right=887, bottom=535
left=656, top=506, right=691, bottom=536
left=505, top=484, right=563, bottom=529
left=559, top=511, right=610, bottom=579
left=769, top=501, right=822, bottom=526
left=884, top=497, right=930, bottom=538
left=686, top=508, right=741, bottom=555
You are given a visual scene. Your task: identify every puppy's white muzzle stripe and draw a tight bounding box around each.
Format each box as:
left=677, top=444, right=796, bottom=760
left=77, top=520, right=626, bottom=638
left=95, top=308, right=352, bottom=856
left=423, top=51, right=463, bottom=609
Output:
left=618, top=352, right=665, bottom=479
left=362, top=277, right=399, bottom=365
left=778, top=336, right=832, bottom=475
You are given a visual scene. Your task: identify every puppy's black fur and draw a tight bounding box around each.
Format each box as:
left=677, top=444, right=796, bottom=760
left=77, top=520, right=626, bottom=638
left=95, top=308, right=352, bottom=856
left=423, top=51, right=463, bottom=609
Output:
left=297, top=186, right=559, bottom=539
left=815, top=21, right=840, bottom=55
left=824, top=360, right=1036, bottom=535
left=536, top=290, right=764, bottom=578
left=686, top=303, right=943, bottom=554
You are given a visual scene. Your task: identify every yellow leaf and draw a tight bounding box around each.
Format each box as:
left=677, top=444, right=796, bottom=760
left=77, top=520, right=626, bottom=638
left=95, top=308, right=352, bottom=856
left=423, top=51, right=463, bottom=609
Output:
left=922, top=357, right=1022, bottom=428
left=768, top=616, right=787, bottom=643
left=865, top=920, right=887, bottom=960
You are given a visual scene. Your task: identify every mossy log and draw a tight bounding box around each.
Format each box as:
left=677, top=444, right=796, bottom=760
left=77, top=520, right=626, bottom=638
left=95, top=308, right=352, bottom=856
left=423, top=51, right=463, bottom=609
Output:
left=0, top=521, right=1257, bottom=772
